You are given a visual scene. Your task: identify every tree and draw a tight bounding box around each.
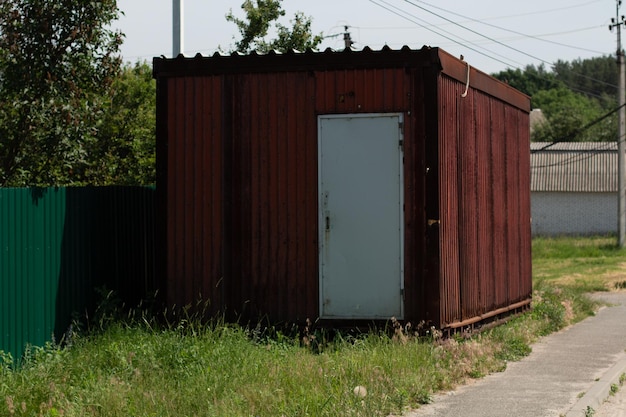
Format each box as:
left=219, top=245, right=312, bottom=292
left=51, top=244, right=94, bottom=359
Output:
left=552, top=56, right=617, bottom=101
left=0, top=0, right=123, bottom=186
left=531, top=87, right=615, bottom=143
left=91, top=62, right=156, bottom=185
left=493, top=56, right=619, bottom=143
left=493, top=57, right=618, bottom=107
left=226, top=0, right=322, bottom=54
left=492, top=64, right=560, bottom=97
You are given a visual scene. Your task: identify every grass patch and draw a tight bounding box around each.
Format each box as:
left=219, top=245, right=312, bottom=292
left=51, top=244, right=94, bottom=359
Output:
left=1, top=236, right=624, bottom=416
left=532, top=235, right=626, bottom=291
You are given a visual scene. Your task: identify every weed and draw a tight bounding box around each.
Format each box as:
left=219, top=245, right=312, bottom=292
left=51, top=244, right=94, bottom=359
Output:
left=414, top=389, right=432, bottom=405
left=531, top=286, right=567, bottom=334
left=92, top=285, right=123, bottom=329
left=1, top=236, right=619, bottom=417
left=584, top=405, right=596, bottom=416
left=610, top=383, right=619, bottom=395
left=0, top=350, right=13, bottom=373
left=497, top=335, right=532, bottom=361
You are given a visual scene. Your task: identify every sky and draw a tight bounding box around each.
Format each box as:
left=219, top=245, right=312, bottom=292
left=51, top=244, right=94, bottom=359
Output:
left=113, top=0, right=617, bottom=75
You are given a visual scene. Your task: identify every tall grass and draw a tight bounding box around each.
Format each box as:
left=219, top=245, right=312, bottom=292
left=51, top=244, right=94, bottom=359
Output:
left=1, top=236, right=623, bottom=417
left=2, top=319, right=505, bottom=417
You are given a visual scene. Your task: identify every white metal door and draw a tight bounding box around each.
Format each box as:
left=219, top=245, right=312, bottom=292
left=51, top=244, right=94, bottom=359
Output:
left=318, top=113, right=404, bottom=319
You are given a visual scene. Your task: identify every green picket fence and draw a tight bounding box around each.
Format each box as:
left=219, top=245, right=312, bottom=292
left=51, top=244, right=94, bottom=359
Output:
left=0, top=187, right=157, bottom=362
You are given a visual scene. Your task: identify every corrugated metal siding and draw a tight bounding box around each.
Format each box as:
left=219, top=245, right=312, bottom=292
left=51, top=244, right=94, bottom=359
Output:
left=0, top=187, right=155, bottom=361
left=475, top=93, right=496, bottom=312
left=162, top=66, right=413, bottom=322
left=155, top=47, right=531, bottom=328
left=531, top=142, right=616, bottom=192
left=1, top=188, right=63, bottom=362
left=438, top=74, right=462, bottom=326
left=505, top=106, right=522, bottom=304
left=162, top=72, right=317, bottom=320
left=315, top=68, right=409, bottom=113
left=163, top=76, right=223, bottom=312
left=458, top=83, right=480, bottom=320
left=404, top=67, right=426, bottom=322
left=233, top=71, right=318, bottom=320
left=436, top=73, right=531, bottom=328
left=491, top=99, right=509, bottom=310
left=519, top=118, right=533, bottom=302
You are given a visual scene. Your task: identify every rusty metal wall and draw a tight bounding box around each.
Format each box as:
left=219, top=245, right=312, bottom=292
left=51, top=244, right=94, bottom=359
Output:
left=226, top=71, right=319, bottom=321
left=162, top=76, right=224, bottom=312
left=314, top=67, right=411, bottom=114
left=436, top=72, right=532, bottom=329
left=155, top=47, right=531, bottom=327
left=159, top=64, right=414, bottom=322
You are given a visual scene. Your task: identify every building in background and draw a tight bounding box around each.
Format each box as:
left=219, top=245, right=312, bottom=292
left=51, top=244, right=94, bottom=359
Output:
left=531, top=142, right=617, bottom=236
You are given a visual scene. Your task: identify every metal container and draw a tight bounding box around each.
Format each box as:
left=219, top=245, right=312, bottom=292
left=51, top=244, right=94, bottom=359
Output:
left=153, top=46, right=532, bottom=329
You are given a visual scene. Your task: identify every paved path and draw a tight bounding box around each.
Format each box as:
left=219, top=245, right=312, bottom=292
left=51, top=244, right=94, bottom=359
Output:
left=595, top=382, right=626, bottom=417
left=398, top=291, right=626, bottom=417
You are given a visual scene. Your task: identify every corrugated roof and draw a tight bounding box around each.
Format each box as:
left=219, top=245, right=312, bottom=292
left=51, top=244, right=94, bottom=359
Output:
left=530, top=142, right=617, bottom=192
left=153, top=46, right=530, bottom=112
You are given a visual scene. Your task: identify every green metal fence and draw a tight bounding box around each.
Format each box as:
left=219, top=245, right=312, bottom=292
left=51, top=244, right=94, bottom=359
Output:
left=0, top=187, right=156, bottom=362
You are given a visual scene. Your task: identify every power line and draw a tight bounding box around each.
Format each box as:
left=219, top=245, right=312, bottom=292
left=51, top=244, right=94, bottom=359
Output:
left=530, top=103, right=625, bottom=154
left=367, top=0, right=616, bottom=102
left=352, top=24, right=605, bottom=55
left=367, top=0, right=524, bottom=68
left=401, top=0, right=556, bottom=67
left=477, top=0, right=603, bottom=21
left=531, top=140, right=620, bottom=169
left=411, top=0, right=617, bottom=92
left=414, top=0, right=607, bottom=56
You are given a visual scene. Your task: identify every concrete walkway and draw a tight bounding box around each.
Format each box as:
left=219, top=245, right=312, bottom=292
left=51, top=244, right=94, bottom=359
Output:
left=401, top=291, right=626, bottom=417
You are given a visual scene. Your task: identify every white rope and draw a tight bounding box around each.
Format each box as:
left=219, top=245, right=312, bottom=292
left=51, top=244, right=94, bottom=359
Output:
left=461, top=61, right=470, bottom=98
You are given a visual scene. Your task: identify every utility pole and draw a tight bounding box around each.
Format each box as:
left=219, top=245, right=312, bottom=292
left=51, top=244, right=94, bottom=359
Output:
left=343, top=26, right=353, bottom=50
left=610, top=0, right=626, bottom=247
left=173, top=0, right=184, bottom=57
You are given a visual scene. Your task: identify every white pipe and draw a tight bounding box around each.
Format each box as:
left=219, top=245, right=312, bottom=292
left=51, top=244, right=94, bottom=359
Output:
left=173, top=0, right=184, bottom=57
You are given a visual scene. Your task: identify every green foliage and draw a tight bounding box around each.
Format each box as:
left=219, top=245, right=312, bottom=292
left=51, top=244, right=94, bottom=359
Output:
left=227, top=0, right=283, bottom=53
left=92, top=62, right=156, bottom=185
left=531, top=87, right=612, bottom=142
left=532, top=235, right=622, bottom=260
left=492, top=56, right=618, bottom=143
left=226, top=0, right=323, bottom=53
left=532, top=235, right=626, bottom=295
left=2, top=236, right=618, bottom=416
left=0, top=0, right=123, bottom=186
left=493, top=64, right=560, bottom=97
left=0, top=286, right=590, bottom=417
left=531, top=285, right=567, bottom=335
left=0, top=350, right=13, bottom=374
left=584, top=405, right=596, bottom=417
left=552, top=56, right=617, bottom=100
left=268, top=11, right=324, bottom=53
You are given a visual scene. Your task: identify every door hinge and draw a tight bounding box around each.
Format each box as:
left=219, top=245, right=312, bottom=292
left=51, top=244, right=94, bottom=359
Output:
left=398, top=139, right=403, bottom=149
